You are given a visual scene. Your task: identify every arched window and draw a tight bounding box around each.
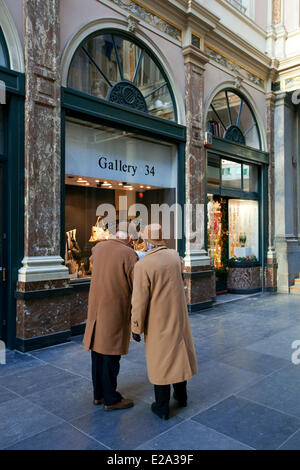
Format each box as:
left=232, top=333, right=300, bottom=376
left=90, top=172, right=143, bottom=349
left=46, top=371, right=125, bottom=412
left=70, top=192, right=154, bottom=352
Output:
left=207, top=89, right=261, bottom=150
left=0, top=27, right=9, bottom=68
left=68, top=31, right=176, bottom=121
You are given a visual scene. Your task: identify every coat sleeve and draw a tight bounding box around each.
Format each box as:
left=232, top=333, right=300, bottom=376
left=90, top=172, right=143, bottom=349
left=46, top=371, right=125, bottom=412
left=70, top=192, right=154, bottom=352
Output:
left=131, top=262, right=150, bottom=335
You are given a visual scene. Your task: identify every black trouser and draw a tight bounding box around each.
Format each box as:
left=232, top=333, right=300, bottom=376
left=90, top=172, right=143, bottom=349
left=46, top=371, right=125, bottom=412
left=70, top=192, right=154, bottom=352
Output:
left=154, top=381, right=187, bottom=415
left=91, top=350, right=123, bottom=406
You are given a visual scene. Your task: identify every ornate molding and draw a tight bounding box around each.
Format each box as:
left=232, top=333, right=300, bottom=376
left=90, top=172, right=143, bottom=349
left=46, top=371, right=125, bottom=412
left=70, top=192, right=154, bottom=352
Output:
left=107, top=0, right=182, bottom=41
left=18, top=257, right=69, bottom=283
left=205, top=43, right=266, bottom=89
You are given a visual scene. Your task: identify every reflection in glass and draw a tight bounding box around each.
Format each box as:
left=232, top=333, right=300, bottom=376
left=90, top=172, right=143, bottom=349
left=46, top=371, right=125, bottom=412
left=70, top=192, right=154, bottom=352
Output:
left=228, top=199, right=259, bottom=259
left=222, top=160, right=242, bottom=189
left=68, top=33, right=175, bottom=121
left=243, top=164, right=258, bottom=192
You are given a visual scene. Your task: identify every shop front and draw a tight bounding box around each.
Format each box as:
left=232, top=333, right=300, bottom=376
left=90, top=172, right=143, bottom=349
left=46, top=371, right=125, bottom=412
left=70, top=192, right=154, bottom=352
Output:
left=206, top=89, right=269, bottom=294
left=60, top=29, right=186, bottom=334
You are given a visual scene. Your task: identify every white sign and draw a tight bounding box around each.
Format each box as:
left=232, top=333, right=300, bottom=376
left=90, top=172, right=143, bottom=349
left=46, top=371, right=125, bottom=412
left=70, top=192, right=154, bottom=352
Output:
left=66, top=121, right=177, bottom=188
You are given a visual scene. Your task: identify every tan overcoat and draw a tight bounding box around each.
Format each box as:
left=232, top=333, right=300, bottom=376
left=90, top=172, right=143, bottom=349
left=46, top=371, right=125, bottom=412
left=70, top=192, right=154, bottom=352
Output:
left=131, top=246, right=198, bottom=385
left=83, top=239, right=138, bottom=355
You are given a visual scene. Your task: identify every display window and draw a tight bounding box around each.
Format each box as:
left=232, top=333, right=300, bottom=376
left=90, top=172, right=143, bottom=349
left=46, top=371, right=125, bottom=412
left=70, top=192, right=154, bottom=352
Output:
left=207, top=196, right=259, bottom=270
left=65, top=117, right=178, bottom=280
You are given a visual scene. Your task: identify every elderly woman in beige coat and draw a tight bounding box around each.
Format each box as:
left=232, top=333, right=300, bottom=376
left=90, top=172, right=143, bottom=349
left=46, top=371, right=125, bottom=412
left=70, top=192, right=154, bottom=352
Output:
left=131, top=224, right=198, bottom=420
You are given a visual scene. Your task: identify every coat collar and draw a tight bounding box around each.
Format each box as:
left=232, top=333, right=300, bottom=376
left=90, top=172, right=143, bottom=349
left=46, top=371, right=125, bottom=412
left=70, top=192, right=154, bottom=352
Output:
left=108, top=238, right=132, bottom=248
left=144, top=246, right=168, bottom=257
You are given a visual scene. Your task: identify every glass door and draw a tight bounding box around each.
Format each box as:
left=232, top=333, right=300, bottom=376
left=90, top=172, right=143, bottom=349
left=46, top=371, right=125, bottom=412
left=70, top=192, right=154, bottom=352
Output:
left=0, top=163, right=7, bottom=342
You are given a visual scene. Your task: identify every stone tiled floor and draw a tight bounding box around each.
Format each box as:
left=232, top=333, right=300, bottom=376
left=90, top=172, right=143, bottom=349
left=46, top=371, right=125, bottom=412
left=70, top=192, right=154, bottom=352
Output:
left=1, top=293, right=300, bottom=450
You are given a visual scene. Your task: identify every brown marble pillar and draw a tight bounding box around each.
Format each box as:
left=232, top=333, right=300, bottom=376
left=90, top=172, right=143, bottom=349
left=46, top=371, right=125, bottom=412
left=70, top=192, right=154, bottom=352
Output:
left=265, top=91, right=277, bottom=291
left=183, top=45, right=215, bottom=312
left=16, top=1, right=70, bottom=350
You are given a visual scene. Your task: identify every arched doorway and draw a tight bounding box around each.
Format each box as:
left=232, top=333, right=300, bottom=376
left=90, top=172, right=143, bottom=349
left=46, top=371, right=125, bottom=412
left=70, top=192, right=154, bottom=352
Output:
left=205, top=88, right=269, bottom=294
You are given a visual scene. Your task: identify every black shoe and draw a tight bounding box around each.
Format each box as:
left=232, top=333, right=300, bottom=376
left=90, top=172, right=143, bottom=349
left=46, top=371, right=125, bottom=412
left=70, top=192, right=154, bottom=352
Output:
left=151, top=402, right=169, bottom=420
left=173, top=392, right=187, bottom=408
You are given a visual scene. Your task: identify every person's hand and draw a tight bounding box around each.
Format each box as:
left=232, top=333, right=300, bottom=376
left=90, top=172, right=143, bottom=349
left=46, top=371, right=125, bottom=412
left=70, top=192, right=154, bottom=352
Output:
left=132, top=332, right=141, bottom=342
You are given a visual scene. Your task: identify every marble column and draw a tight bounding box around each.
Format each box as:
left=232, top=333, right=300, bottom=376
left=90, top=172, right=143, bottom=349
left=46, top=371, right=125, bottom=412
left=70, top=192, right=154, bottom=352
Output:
left=183, top=45, right=215, bottom=312
left=16, top=0, right=70, bottom=348
left=274, top=92, right=300, bottom=292
left=265, top=91, right=277, bottom=290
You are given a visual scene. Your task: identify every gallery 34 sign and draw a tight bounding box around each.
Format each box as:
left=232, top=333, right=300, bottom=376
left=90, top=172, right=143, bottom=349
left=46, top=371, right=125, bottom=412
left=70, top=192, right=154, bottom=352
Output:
left=98, top=156, right=155, bottom=178
left=66, top=122, right=177, bottom=188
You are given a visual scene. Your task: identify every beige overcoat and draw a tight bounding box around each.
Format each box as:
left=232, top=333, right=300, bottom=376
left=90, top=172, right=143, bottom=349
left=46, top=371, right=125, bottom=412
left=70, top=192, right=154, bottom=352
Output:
left=83, top=239, right=138, bottom=355
left=131, top=246, right=198, bottom=385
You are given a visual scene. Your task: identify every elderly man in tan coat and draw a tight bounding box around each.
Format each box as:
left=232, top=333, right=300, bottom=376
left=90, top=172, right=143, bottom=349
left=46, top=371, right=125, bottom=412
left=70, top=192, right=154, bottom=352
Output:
left=131, top=224, right=198, bottom=420
left=83, top=231, right=138, bottom=410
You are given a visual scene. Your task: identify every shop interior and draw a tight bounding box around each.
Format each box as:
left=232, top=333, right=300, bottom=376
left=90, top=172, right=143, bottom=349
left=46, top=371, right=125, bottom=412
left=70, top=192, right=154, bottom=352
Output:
left=65, top=176, right=176, bottom=279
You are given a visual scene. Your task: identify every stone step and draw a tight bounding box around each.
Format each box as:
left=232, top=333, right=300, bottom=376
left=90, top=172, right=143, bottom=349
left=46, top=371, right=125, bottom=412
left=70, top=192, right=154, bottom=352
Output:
left=290, top=286, right=300, bottom=295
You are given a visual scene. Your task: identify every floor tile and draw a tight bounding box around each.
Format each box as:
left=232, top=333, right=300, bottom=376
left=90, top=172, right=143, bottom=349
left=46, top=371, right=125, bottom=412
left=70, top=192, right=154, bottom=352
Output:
left=238, top=364, right=300, bottom=418
left=0, top=398, right=63, bottom=449
left=25, top=377, right=96, bottom=421
left=0, top=350, right=43, bottom=378
left=192, top=396, right=300, bottom=450
left=0, top=385, right=19, bottom=405
left=278, top=430, right=300, bottom=450
left=219, top=349, right=291, bottom=375
left=0, top=363, right=80, bottom=396
left=6, top=422, right=106, bottom=450
left=137, top=419, right=253, bottom=450
left=71, top=399, right=183, bottom=450
left=246, top=325, right=300, bottom=361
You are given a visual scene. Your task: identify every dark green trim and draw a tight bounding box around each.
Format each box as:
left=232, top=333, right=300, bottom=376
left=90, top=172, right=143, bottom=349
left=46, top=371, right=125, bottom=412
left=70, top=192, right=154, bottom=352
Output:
left=228, top=288, right=262, bottom=294
left=228, top=262, right=261, bottom=268
left=177, top=142, right=186, bottom=258
left=6, top=94, right=25, bottom=350
left=62, top=87, right=186, bottom=142
left=210, top=137, right=268, bottom=164
left=0, top=27, right=10, bottom=68
left=71, top=322, right=86, bottom=336
left=207, top=185, right=259, bottom=200
left=15, top=287, right=73, bottom=300
left=60, top=107, right=66, bottom=265
left=15, top=330, right=71, bottom=353
left=70, top=280, right=91, bottom=291
left=183, top=270, right=214, bottom=279
left=188, top=300, right=214, bottom=313
left=0, top=66, right=25, bottom=96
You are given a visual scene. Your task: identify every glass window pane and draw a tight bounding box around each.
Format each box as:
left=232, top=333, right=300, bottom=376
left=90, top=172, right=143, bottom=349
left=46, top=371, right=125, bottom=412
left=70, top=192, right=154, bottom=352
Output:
left=0, top=41, right=6, bottom=67
left=211, top=91, right=230, bottom=134
left=239, top=103, right=260, bottom=149
left=243, top=164, right=258, bottom=192
left=221, top=159, right=242, bottom=189
left=207, top=154, right=220, bottom=187
left=136, top=52, right=174, bottom=120
left=228, top=199, right=259, bottom=260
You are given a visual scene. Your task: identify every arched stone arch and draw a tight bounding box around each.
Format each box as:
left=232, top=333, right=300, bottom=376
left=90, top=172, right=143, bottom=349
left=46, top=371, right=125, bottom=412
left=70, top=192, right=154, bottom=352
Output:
left=0, top=0, right=24, bottom=72
left=204, top=80, right=267, bottom=152
left=60, top=18, right=186, bottom=125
